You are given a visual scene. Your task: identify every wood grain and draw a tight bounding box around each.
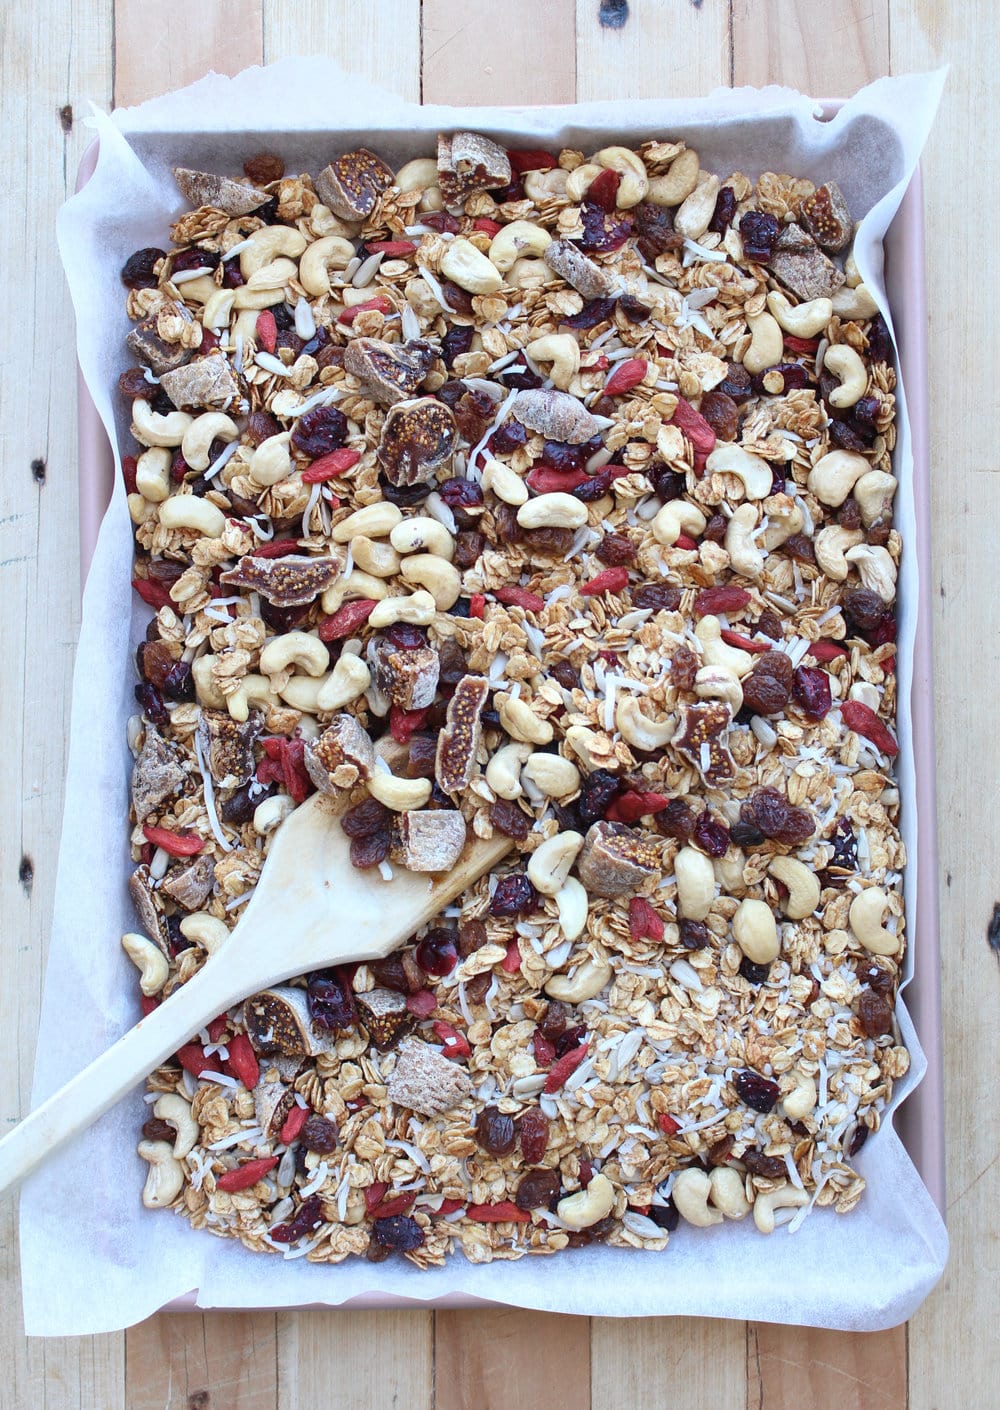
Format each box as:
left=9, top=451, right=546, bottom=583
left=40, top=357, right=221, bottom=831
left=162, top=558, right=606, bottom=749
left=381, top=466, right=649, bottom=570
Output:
left=275, top=1310, right=432, bottom=1410
left=263, top=0, right=422, bottom=99
left=731, top=0, right=890, bottom=95
left=435, top=1308, right=588, bottom=1410
left=113, top=0, right=264, bottom=108
left=423, top=0, right=577, bottom=106
left=575, top=0, right=731, bottom=100
left=591, top=1317, right=745, bottom=1410
left=749, top=1324, right=907, bottom=1409
left=124, top=1313, right=277, bottom=1410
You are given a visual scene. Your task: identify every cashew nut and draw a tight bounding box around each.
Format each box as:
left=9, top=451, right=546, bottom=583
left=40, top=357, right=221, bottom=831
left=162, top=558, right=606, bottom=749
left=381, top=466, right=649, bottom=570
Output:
left=316, top=654, right=371, bottom=712
left=240, top=226, right=308, bottom=278
left=279, top=674, right=332, bottom=711
left=121, top=932, right=169, bottom=997
left=181, top=412, right=239, bottom=473
left=179, top=911, right=229, bottom=955
left=646, top=148, right=700, bottom=207
left=807, top=449, right=870, bottom=507
left=844, top=248, right=862, bottom=288
left=488, top=220, right=552, bottom=272
left=232, top=284, right=286, bottom=310
left=705, top=444, right=772, bottom=500
left=246, top=257, right=298, bottom=292
left=517, top=492, right=588, bottom=531
left=297, top=235, right=356, bottom=296
left=158, top=495, right=227, bottom=538
left=390, top=516, right=455, bottom=560
left=152, top=1093, right=200, bottom=1159
left=482, top=456, right=528, bottom=506
left=743, top=311, right=784, bottom=376
left=523, top=168, right=568, bottom=203
left=368, top=770, right=433, bottom=811
left=594, top=146, right=649, bottom=208
left=254, top=793, right=296, bottom=834
left=651, top=499, right=707, bottom=548
left=395, top=157, right=438, bottom=193
left=556, top=1172, right=616, bottom=1229
left=525, top=334, right=580, bottom=390
left=831, top=282, right=879, bottom=320
left=554, top=876, right=589, bottom=941
left=761, top=494, right=805, bottom=551
left=135, top=447, right=172, bottom=503
left=674, top=174, right=720, bottom=241
left=753, top=1183, right=809, bottom=1235
left=766, top=290, right=833, bottom=338
left=565, top=162, right=602, bottom=203
left=332, top=502, right=403, bottom=542
left=725, top=502, right=765, bottom=579
left=732, top=898, right=780, bottom=964
left=675, top=846, right=716, bottom=921
left=191, top=655, right=227, bottom=708
left=823, top=344, right=868, bottom=409
left=260, top=631, right=330, bottom=678
left=853, top=471, right=897, bottom=528
left=695, top=617, right=754, bottom=678
left=131, top=398, right=193, bottom=449
left=202, top=287, right=236, bottom=331
left=768, top=856, right=820, bottom=920
left=709, top=1166, right=751, bottom=1220
left=506, top=257, right=550, bottom=290
left=522, top=753, right=581, bottom=798
left=138, top=1140, right=185, bottom=1209
left=496, top=692, right=554, bottom=745
left=527, top=831, right=584, bottom=896
left=249, top=433, right=293, bottom=487
left=849, top=887, right=899, bottom=956
left=367, top=589, right=437, bottom=628
left=615, top=694, right=675, bottom=750
left=351, top=535, right=401, bottom=579
left=782, top=1073, right=818, bottom=1122
left=672, top=1167, right=723, bottom=1228
left=849, top=681, right=881, bottom=711
left=321, top=571, right=390, bottom=614
left=545, top=956, right=612, bottom=1004
left=485, top=741, right=533, bottom=800
left=814, top=525, right=864, bottom=581
left=440, top=237, right=504, bottom=295
left=695, top=665, right=743, bottom=714
left=400, top=554, right=462, bottom=610
left=845, top=543, right=897, bottom=604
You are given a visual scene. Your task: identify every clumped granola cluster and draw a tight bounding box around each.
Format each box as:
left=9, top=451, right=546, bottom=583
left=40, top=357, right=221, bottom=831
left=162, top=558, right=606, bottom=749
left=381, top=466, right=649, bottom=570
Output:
left=121, top=132, right=907, bottom=1265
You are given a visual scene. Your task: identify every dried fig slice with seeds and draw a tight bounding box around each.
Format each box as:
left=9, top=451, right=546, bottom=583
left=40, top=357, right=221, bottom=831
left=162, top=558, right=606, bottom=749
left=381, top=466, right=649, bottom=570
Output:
left=220, top=554, right=343, bottom=607
left=197, top=708, right=263, bottom=789
left=172, top=167, right=269, bottom=216
left=435, top=674, right=489, bottom=794
left=671, top=702, right=737, bottom=786
left=800, top=180, right=853, bottom=253
left=576, top=821, right=660, bottom=898
left=304, top=716, right=376, bottom=793
left=377, top=397, right=458, bottom=486
left=543, top=239, right=613, bottom=299
left=437, top=131, right=511, bottom=212
left=768, top=222, right=845, bottom=302
left=315, top=148, right=394, bottom=220
left=344, top=337, right=437, bottom=406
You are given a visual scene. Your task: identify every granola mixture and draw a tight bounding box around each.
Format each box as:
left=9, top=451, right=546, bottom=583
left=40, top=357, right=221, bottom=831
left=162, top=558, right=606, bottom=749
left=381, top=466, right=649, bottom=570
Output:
left=120, top=134, right=907, bottom=1264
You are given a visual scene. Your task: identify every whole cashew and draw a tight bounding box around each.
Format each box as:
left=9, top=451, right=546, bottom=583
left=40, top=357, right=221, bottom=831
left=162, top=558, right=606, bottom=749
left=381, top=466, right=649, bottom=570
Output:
left=390, top=516, right=455, bottom=560
left=522, top=753, right=581, bottom=798
left=594, top=146, right=649, bottom=208
left=202, top=287, right=236, bottom=331
left=844, top=248, right=862, bottom=288
left=440, top=237, right=504, bottom=295
left=232, top=285, right=286, bottom=311
left=486, top=741, right=533, bottom=800
left=298, top=235, right=356, bottom=297
left=768, top=856, right=820, bottom=920
left=351, top=535, right=402, bottom=579
left=152, top=1092, right=200, bottom=1159
left=179, top=911, right=229, bottom=955
left=831, top=282, right=880, bottom=320
left=705, top=444, right=773, bottom=500
left=853, top=470, right=897, bottom=528
left=135, top=447, right=172, bottom=503
left=240, top=226, right=308, bottom=278
left=138, top=1140, right=185, bottom=1209
left=527, top=831, right=584, bottom=896
left=321, top=571, right=390, bottom=614
left=782, top=1072, right=818, bottom=1121
left=523, top=168, right=569, bottom=203
left=615, top=694, right=675, bottom=750
left=488, top=220, right=552, bottom=272
left=181, top=412, right=239, bottom=472
left=191, top=654, right=226, bottom=708
left=554, top=876, right=589, bottom=940
left=674, top=174, right=720, bottom=241
left=694, top=665, right=743, bottom=714
left=316, top=654, right=371, bottom=711
left=131, top=398, right=193, bottom=449
left=844, top=543, right=897, bottom=604
left=675, top=846, right=716, bottom=921
left=367, top=589, right=437, bottom=628
left=400, top=554, right=462, bottom=610
left=545, top=955, right=612, bottom=1004
left=672, top=1168, right=723, bottom=1228
left=765, top=290, right=832, bottom=338
left=725, top=502, right=765, bottom=579
left=254, top=794, right=296, bottom=835
left=525, top=334, right=580, bottom=390
left=645, top=148, right=700, bottom=207
left=279, top=674, right=333, bottom=711
left=556, top=1172, right=616, bottom=1229
left=732, top=898, right=780, bottom=964
left=497, top=692, right=554, bottom=746
left=260, top=631, right=330, bottom=678
left=743, top=311, right=784, bottom=375
left=506, top=257, right=550, bottom=290
left=761, top=494, right=805, bottom=551
left=333, top=502, right=403, bottom=542
left=565, top=162, right=602, bottom=202
left=159, top=496, right=227, bottom=538
left=246, top=257, right=298, bottom=291
left=823, top=344, right=868, bottom=408
left=121, top=932, right=169, bottom=997
left=517, top=491, right=588, bottom=530
left=807, top=449, right=870, bottom=507
left=710, top=1166, right=751, bottom=1220
left=753, top=1183, right=809, bottom=1234
left=695, top=617, right=754, bottom=677
left=652, top=500, right=707, bottom=548
left=368, top=770, right=432, bottom=811
left=395, top=157, right=438, bottom=193
left=814, top=525, right=865, bottom=581
left=249, top=433, right=292, bottom=487
left=482, top=456, right=529, bottom=506
left=171, top=274, right=217, bottom=304
left=849, top=886, right=899, bottom=956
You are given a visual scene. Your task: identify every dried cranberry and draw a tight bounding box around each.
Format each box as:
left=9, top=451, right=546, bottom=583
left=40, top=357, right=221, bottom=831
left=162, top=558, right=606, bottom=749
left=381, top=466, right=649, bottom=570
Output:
left=383, top=622, right=428, bottom=651
left=858, top=988, right=893, bottom=1038
left=554, top=1024, right=587, bottom=1059
left=489, top=873, right=538, bottom=918
left=827, top=817, right=858, bottom=870
left=595, top=532, right=635, bottom=566
left=121, top=247, right=165, bottom=288
left=499, top=363, right=544, bottom=391
left=572, top=469, right=617, bottom=502
left=134, top=682, right=168, bottom=725
left=742, top=652, right=793, bottom=715
left=577, top=769, right=621, bottom=828
left=633, top=202, right=683, bottom=261
left=739, top=211, right=780, bottom=263
left=439, top=324, right=474, bottom=368
left=514, top=1167, right=559, bottom=1210
left=291, top=406, right=347, bottom=457
left=649, top=463, right=686, bottom=502
left=538, top=440, right=584, bottom=474
left=647, top=1200, right=679, bottom=1232
left=119, top=367, right=153, bottom=400
left=735, top=1068, right=780, bottom=1113
left=632, top=582, right=681, bottom=613
left=693, top=811, right=729, bottom=857
left=172, top=247, right=220, bottom=274
left=270, top=1193, right=324, bottom=1244
left=867, top=314, right=893, bottom=365
left=753, top=362, right=811, bottom=396
left=490, top=799, right=531, bottom=840
left=372, top=1215, right=424, bottom=1251
left=518, top=1108, right=550, bottom=1164
left=708, top=185, right=737, bottom=233
left=476, top=1105, right=516, bottom=1156
left=655, top=798, right=695, bottom=841
left=678, top=918, right=710, bottom=951
left=699, top=389, right=740, bottom=441
left=743, top=1149, right=786, bottom=1179
left=792, top=666, right=832, bottom=721
left=670, top=645, right=699, bottom=691
left=300, top=1115, right=339, bottom=1154
left=421, top=211, right=461, bottom=235
left=341, top=797, right=393, bottom=839
left=457, top=919, right=489, bottom=957
left=489, top=419, right=528, bottom=454
left=438, top=477, right=485, bottom=511
left=617, top=294, right=651, bottom=323
left=577, top=202, right=633, bottom=253
left=307, top=973, right=356, bottom=1031
left=739, top=956, right=771, bottom=984
left=843, top=587, right=887, bottom=633
left=717, top=362, right=753, bottom=403
left=562, top=296, right=617, bottom=330
left=848, top=1124, right=870, bottom=1157
left=416, top=928, right=458, bottom=977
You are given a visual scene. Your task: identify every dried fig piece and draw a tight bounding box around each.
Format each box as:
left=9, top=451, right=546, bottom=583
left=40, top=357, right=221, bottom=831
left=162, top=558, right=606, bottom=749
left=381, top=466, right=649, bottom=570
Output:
left=356, top=987, right=414, bottom=1049
left=435, top=674, right=489, bottom=794
left=543, top=239, right=612, bottom=299
left=159, top=351, right=241, bottom=412
left=511, top=389, right=602, bottom=445
left=576, top=821, right=660, bottom=898
left=160, top=854, right=216, bottom=911
left=197, top=708, right=263, bottom=788
left=437, top=131, right=512, bottom=212
left=314, top=148, right=394, bottom=220
left=670, top=702, right=736, bottom=786
left=253, top=1080, right=295, bottom=1140
left=304, top=716, right=376, bottom=793
left=768, top=222, right=845, bottom=302
left=172, top=167, right=268, bottom=216
left=387, top=1035, right=474, bottom=1115
left=377, top=397, right=458, bottom=486
left=390, top=809, right=467, bottom=873
left=344, top=337, right=437, bottom=406
left=126, top=315, right=192, bottom=376
left=245, top=985, right=338, bottom=1057
left=131, top=724, right=187, bottom=822
left=801, top=180, right=853, bottom=253
left=128, top=865, right=168, bottom=956
left=372, top=642, right=440, bottom=709
left=220, top=554, right=342, bottom=607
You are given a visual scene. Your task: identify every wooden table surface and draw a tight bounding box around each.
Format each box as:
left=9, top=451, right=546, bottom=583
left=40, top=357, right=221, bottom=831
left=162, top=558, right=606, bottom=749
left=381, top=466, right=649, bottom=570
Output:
left=1, top=1, right=996, bottom=1406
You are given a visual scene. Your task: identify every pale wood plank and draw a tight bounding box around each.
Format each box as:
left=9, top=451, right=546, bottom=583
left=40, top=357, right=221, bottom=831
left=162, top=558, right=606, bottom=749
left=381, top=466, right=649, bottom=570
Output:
left=592, top=1317, right=744, bottom=1410
left=125, top=1313, right=277, bottom=1410
left=264, top=0, right=422, bottom=100
left=731, top=0, right=890, bottom=96
left=423, top=0, right=576, bottom=106
left=276, top=1310, right=432, bottom=1410
left=575, top=0, right=730, bottom=100
left=0, top=0, right=124, bottom=1404
left=113, top=0, right=263, bottom=108
left=748, top=1324, right=907, bottom=1409
left=891, top=2, right=1000, bottom=1406
left=434, top=1308, right=590, bottom=1410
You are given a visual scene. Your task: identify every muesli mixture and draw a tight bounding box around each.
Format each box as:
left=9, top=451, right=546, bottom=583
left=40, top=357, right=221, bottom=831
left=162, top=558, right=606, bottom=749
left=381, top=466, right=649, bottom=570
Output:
left=119, top=133, right=907, bottom=1265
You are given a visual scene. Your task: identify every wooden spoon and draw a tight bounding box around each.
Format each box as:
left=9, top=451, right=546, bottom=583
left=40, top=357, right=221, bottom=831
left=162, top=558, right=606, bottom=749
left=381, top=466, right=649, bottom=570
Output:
left=0, top=789, right=511, bottom=1198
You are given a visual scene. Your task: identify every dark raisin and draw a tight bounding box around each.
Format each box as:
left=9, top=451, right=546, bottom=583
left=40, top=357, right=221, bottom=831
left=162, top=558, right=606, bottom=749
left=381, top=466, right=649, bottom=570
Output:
left=137, top=639, right=178, bottom=690
left=717, top=362, right=753, bottom=403
left=739, top=956, right=771, bottom=984
left=379, top=475, right=430, bottom=507
left=730, top=819, right=765, bottom=848
left=554, top=1024, right=587, bottom=1059
left=843, top=587, right=887, bottom=633
left=539, top=1001, right=570, bottom=1040
left=490, top=799, right=531, bottom=840
left=119, top=367, right=153, bottom=400
left=867, top=522, right=892, bottom=547
left=416, top=928, right=458, bottom=977
left=291, top=406, right=347, bottom=458
left=596, top=531, right=636, bottom=566
left=562, top=296, right=617, bottom=330
left=405, top=733, right=439, bottom=779
left=753, top=362, right=811, bottom=396
left=121, top=247, right=166, bottom=288
left=220, top=782, right=269, bottom=826
left=756, top=609, right=783, bottom=641
left=693, top=811, right=729, bottom=857
left=708, top=1135, right=735, bottom=1166
left=670, top=645, right=699, bottom=691
left=866, top=314, right=893, bottom=365
left=454, top=529, right=486, bottom=568
left=522, top=526, right=576, bottom=560
left=349, top=831, right=390, bottom=870
left=440, top=281, right=475, bottom=316
left=370, top=952, right=420, bottom=994
left=616, top=295, right=649, bottom=324
left=698, top=513, right=725, bottom=544
left=792, top=665, right=832, bottom=721
left=649, top=463, right=686, bottom=502
left=436, top=380, right=465, bottom=409
left=441, top=325, right=475, bottom=367
left=142, top=1117, right=177, bottom=1143
left=783, top=533, right=816, bottom=565
left=488, top=502, right=522, bottom=546
left=465, top=972, right=492, bottom=1004
left=827, top=817, right=858, bottom=870
left=550, top=658, right=581, bottom=690
left=741, top=787, right=814, bottom=846
left=518, top=1108, right=550, bottom=1164
left=435, top=638, right=466, bottom=689
left=577, top=770, right=621, bottom=828
left=475, top=1105, right=516, bottom=1156
left=300, top=1115, right=339, bottom=1154
left=735, top=1068, right=780, bottom=1113
left=848, top=1124, right=870, bottom=1157
left=742, top=652, right=793, bottom=715
left=577, top=203, right=633, bottom=254
left=743, top=1149, right=786, bottom=1179
left=246, top=411, right=281, bottom=446
left=499, top=363, right=544, bottom=391
left=632, top=582, right=681, bottom=613
left=489, top=873, right=538, bottom=918
left=514, top=1167, right=560, bottom=1210
left=857, top=961, right=893, bottom=995
left=306, top=973, right=356, bottom=1031
left=341, top=797, right=393, bottom=839
left=699, top=389, right=740, bottom=441
left=739, top=211, right=780, bottom=263
left=633, top=202, right=683, bottom=261
left=708, top=184, right=737, bottom=233
left=372, top=1215, right=425, bottom=1251
left=269, top=1193, right=325, bottom=1245
left=655, top=798, right=695, bottom=841
left=647, top=1199, right=679, bottom=1232
left=857, top=988, right=893, bottom=1038
left=829, top=419, right=872, bottom=452
left=457, top=919, right=489, bottom=957
left=837, top=497, right=863, bottom=530
left=454, top=388, right=496, bottom=443
left=678, top=918, right=710, bottom=951
left=242, top=153, right=284, bottom=185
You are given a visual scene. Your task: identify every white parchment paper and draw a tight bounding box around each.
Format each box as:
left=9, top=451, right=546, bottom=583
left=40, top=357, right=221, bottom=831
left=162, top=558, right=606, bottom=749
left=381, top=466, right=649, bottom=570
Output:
left=23, top=62, right=947, bottom=1335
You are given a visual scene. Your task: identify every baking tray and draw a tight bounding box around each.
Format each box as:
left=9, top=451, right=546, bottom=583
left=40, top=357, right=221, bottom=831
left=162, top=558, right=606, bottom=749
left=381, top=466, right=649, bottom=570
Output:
left=72, top=125, right=944, bottom=1314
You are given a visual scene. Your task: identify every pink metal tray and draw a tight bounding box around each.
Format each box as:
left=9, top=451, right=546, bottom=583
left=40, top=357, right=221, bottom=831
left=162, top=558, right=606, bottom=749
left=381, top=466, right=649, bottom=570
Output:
left=73, top=139, right=943, bottom=1313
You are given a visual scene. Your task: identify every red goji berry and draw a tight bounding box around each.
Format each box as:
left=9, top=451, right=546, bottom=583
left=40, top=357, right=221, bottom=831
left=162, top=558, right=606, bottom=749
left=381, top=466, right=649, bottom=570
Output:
left=279, top=1103, right=310, bottom=1145
left=318, top=598, right=378, bottom=641
left=543, top=1040, right=590, bottom=1093
left=207, top=1015, right=228, bottom=1043
left=674, top=532, right=698, bottom=551
left=720, top=629, right=771, bottom=654
left=139, top=995, right=159, bottom=1017
left=437, top=1197, right=466, bottom=1215
left=338, top=295, right=393, bottom=325
left=132, top=577, right=173, bottom=610
left=473, top=217, right=502, bottom=236
left=300, top=447, right=360, bottom=483
left=580, top=566, right=630, bottom=596
left=506, top=148, right=557, bottom=173
left=588, top=353, right=610, bottom=372
left=215, top=1156, right=279, bottom=1193
left=783, top=334, right=820, bottom=354
left=139, top=843, right=154, bottom=865
left=365, top=1181, right=390, bottom=1213
left=406, top=990, right=438, bottom=1019
left=525, top=466, right=589, bottom=494
left=176, top=1043, right=221, bottom=1077
left=502, top=939, right=521, bottom=973
left=657, top=1113, right=681, bottom=1135
left=605, top=791, right=670, bottom=825
left=142, top=825, right=204, bottom=857
left=628, top=895, right=665, bottom=943
left=390, top=704, right=431, bottom=744
left=807, top=640, right=848, bottom=662
left=122, top=454, right=138, bottom=495
left=370, top=1193, right=416, bottom=1219
left=586, top=168, right=620, bottom=211
left=224, top=1033, right=260, bottom=1089
left=532, top=1032, right=555, bottom=1067
left=579, top=1159, right=594, bottom=1187
left=672, top=397, right=717, bottom=474
left=469, top=593, right=486, bottom=619
left=255, top=310, right=277, bottom=354
left=603, top=358, right=647, bottom=397
left=467, top=1200, right=531, bottom=1223
left=256, top=757, right=285, bottom=787
left=432, top=1021, right=471, bottom=1060
left=840, top=700, right=899, bottom=756
left=493, top=585, right=545, bottom=613
left=249, top=538, right=303, bottom=559
left=365, top=239, right=417, bottom=256
left=279, top=736, right=313, bottom=804
left=693, top=586, right=751, bottom=618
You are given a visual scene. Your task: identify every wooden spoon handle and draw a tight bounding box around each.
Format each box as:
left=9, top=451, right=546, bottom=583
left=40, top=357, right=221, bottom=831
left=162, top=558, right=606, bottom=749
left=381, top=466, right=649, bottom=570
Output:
left=0, top=957, right=240, bottom=1200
